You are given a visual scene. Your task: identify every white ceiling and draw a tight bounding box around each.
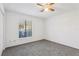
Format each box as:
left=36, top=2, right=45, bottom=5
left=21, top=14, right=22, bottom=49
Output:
left=3, top=3, right=79, bottom=19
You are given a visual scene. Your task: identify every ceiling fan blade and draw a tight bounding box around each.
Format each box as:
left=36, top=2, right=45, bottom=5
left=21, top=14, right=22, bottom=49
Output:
left=50, top=9, right=55, bottom=11
left=37, top=3, right=43, bottom=6
left=49, top=3, right=54, bottom=5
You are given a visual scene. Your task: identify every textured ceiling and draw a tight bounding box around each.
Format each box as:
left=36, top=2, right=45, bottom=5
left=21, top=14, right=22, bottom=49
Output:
left=3, top=3, right=79, bottom=19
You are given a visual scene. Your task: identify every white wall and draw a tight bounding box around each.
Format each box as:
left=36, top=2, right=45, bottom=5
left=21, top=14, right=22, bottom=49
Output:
left=0, top=4, right=4, bottom=55
left=5, top=11, right=44, bottom=48
left=0, top=9, right=3, bottom=55
left=46, top=11, right=79, bottom=49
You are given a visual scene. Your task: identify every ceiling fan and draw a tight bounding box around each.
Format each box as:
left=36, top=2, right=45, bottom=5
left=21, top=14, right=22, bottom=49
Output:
left=36, top=3, right=55, bottom=12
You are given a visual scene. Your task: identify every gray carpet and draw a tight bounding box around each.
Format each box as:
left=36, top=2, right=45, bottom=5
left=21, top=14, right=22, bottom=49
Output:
left=2, top=40, right=79, bottom=56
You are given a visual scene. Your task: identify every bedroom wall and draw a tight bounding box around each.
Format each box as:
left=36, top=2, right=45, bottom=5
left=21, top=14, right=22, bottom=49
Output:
left=0, top=9, right=3, bottom=55
left=5, top=11, right=44, bottom=48
left=0, top=4, right=4, bottom=55
left=46, top=11, right=79, bottom=49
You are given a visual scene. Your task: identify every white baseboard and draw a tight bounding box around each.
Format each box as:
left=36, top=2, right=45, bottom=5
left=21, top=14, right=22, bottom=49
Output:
left=5, top=38, right=43, bottom=48
left=46, top=39, right=79, bottom=49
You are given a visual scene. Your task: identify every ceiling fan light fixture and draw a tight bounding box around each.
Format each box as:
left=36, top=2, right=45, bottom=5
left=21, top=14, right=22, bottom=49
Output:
left=36, top=3, right=55, bottom=12
left=45, top=8, right=49, bottom=11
